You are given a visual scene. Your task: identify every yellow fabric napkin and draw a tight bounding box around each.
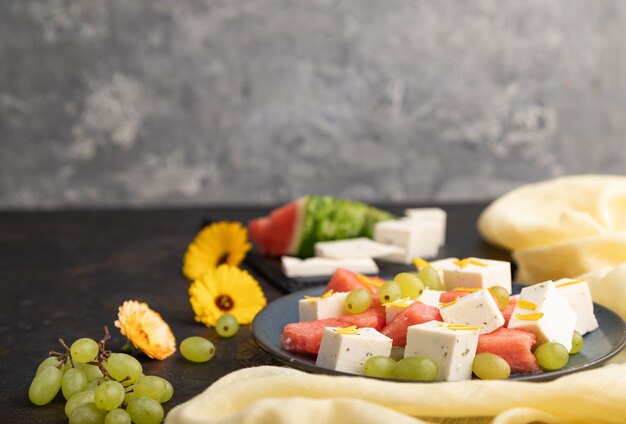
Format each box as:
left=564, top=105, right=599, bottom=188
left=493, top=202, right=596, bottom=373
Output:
left=478, top=175, right=626, bottom=283
left=166, top=363, right=626, bottom=424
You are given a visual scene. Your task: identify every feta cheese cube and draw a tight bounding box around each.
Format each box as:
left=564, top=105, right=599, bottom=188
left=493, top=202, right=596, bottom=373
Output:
left=404, top=207, right=447, bottom=247
left=405, top=321, right=480, bottom=381
left=442, top=257, right=512, bottom=294
left=374, top=219, right=441, bottom=264
left=508, top=281, right=577, bottom=351
left=439, top=289, right=505, bottom=334
left=316, top=327, right=393, bottom=375
left=418, top=289, right=445, bottom=308
left=281, top=256, right=379, bottom=278
left=384, top=298, right=415, bottom=324
left=298, top=291, right=349, bottom=322
left=314, top=237, right=404, bottom=259
left=555, top=278, right=599, bottom=335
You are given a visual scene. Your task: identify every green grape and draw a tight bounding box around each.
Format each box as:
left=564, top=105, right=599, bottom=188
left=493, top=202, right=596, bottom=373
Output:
left=344, top=288, right=372, bottom=313
left=80, top=363, right=104, bottom=381
left=180, top=336, right=216, bottom=363
left=126, top=396, right=164, bottom=424
left=104, top=353, right=142, bottom=385
left=29, top=365, right=63, bottom=406
left=65, top=390, right=96, bottom=417
left=472, top=352, right=511, bottom=380
left=69, top=402, right=107, bottom=424
left=134, top=376, right=166, bottom=401
left=394, top=273, right=424, bottom=299
left=378, top=281, right=403, bottom=304
left=71, top=338, right=100, bottom=363
left=105, top=408, right=131, bottom=424
left=62, top=367, right=88, bottom=400
left=534, top=342, right=569, bottom=371
left=392, top=356, right=439, bottom=381
left=94, top=380, right=125, bottom=411
left=487, top=286, right=510, bottom=309
left=159, top=377, right=174, bottom=403
left=570, top=331, right=584, bottom=354
left=124, top=391, right=137, bottom=405
left=216, top=314, right=239, bottom=338
left=85, top=377, right=104, bottom=391
left=416, top=268, right=443, bottom=290
left=363, top=356, right=396, bottom=378
left=36, top=356, right=63, bottom=375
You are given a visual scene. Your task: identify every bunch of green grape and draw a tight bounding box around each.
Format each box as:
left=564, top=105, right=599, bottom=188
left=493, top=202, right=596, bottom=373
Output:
left=29, top=336, right=173, bottom=424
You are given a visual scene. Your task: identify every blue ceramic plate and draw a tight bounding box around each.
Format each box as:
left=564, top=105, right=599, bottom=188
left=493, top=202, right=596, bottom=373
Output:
left=251, top=284, right=626, bottom=382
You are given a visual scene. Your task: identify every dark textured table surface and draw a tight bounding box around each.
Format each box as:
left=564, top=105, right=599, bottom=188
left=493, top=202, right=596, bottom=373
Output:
left=0, top=202, right=508, bottom=422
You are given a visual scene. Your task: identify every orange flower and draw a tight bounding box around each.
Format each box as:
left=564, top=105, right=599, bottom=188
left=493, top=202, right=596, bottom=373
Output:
left=114, top=300, right=176, bottom=360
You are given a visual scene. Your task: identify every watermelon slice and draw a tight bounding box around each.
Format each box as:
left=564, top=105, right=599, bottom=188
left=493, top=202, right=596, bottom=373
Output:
left=439, top=290, right=472, bottom=304
left=248, top=196, right=396, bottom=257
left=326, top=268, right=383, bottom=307
left=338, top=307, right=386, bottom=331
left=477, top=327, right=540, bottom=374
left=280, top=318, right=350, bottom=355
left=502, top=297, right=518, bottom=327
left=381, top=302, right=443, bottom=346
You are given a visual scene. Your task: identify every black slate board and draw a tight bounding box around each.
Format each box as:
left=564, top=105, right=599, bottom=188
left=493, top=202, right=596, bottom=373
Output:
left=245, top=250, right=418, bottom=293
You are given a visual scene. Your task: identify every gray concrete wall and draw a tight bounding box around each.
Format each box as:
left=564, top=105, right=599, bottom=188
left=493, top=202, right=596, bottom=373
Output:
left=1, top=0, right=625, bottom=209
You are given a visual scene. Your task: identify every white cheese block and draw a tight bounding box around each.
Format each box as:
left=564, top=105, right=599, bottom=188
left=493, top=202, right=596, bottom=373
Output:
left=439, top=289, right=505, bottom=334
left=314, top=237, right=404, bottom=259
left=298, top=291, right=349, bottom=322
left=315, top=327, right=393, bottom=375
left=404, top=207, right=447, bottom=247
left=441, top=257, right=512, bottom=294
left=373, top=218, right=440, bottom=264
left=384, top=298, right=415, bottom=325
left=405, top=321, right=480, bottom=382
left=281, top=256, right=379, bottom=278
left=508, top=280, right=577, bottom=351
left=418, top=289, right=445, bottom=308
left=555, top=278, right=599, bottom=335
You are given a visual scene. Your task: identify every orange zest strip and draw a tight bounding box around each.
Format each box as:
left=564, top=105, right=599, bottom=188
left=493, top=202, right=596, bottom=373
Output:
left=413, top=257, right=432, bottom=269
left=334, top=325, right=359, bottom=335
left=439, top=323, right=480, bottom=331
left=556, top=279, right=585, bottom=288
left=304, top=289, right=335, bottom=303
left=514, top=312, right=544, bottom=321
left=516, top=300, right=537, bottom=310
left=453, top=258, right=488, bottom=268
left=356, top=274, right=383, bottom=295
left=454, top=287, right=481, bottom=293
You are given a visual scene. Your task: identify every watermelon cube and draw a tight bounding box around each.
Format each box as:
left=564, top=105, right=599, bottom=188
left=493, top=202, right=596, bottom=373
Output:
left=502, top=297, right=518, bottom=327
left=439, top=290, right=472, bottom=304
left=280, top=318, right=350, bottom=355
left=338, top=307, right=386, bottom=331
left=477, top=327, right=540, bottom=374
left=381, top=302, right=443, bottom=346
left=325, top=268, right=382, bottom=307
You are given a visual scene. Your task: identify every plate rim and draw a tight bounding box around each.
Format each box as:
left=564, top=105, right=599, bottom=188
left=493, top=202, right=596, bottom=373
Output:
left=251, top=284, right=626, bottom=382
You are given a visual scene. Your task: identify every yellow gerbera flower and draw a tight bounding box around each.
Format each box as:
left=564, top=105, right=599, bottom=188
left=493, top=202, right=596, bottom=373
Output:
left=189, top=264, right=267, bottom=327
left=114, top=300, right=177, bottom=360
left=183, top=221, right=251, bottom=281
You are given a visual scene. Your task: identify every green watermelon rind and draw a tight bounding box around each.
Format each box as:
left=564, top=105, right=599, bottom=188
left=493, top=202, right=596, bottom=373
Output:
left=296, top=196, right=396, bottom=257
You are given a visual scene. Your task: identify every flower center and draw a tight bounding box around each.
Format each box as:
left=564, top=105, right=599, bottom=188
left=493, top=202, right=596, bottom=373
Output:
left=216, top=252, right=229, bottom=266
left=215, top=294, right=234, bottom=311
